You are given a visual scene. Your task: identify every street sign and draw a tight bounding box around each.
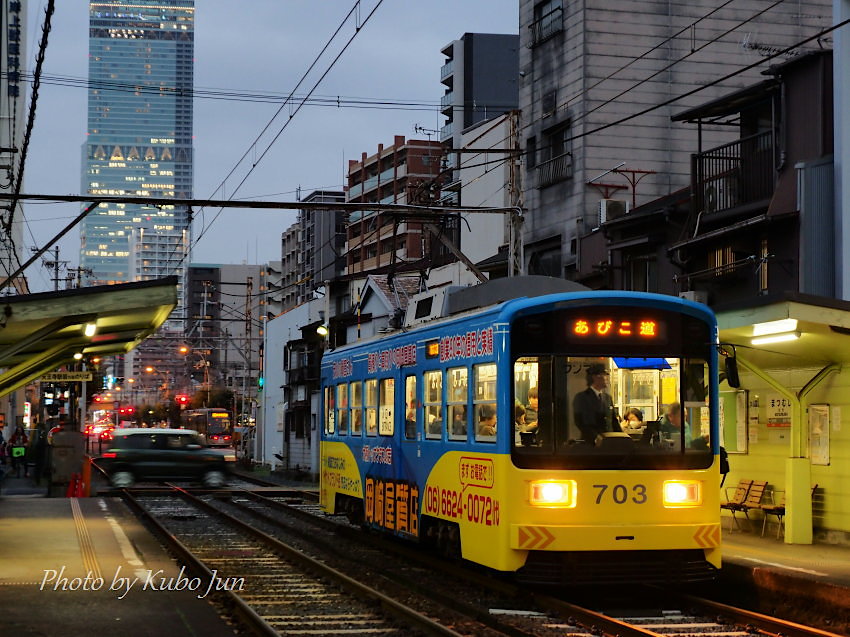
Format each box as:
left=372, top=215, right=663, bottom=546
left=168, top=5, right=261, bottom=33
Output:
left=41, top=372, right=93, bottom=382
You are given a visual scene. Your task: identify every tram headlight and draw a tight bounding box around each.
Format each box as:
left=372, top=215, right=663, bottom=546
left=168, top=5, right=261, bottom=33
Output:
left=663, top=480, right=702, bottom=507
left=529, top=480, right=577, bottom=507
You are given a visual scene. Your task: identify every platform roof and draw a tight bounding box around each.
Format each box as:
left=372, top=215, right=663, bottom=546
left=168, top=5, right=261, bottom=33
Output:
left=0, top=277, right=177, bottom=397
left=715, top=292, right=850, bottom=370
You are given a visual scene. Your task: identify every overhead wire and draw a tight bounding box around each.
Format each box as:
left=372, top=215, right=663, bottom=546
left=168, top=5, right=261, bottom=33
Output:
left=190, top=0, right=387, bottom=258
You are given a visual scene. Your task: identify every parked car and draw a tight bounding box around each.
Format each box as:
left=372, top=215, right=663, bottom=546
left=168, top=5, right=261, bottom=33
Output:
left=97, top=428, right=236, bottom=488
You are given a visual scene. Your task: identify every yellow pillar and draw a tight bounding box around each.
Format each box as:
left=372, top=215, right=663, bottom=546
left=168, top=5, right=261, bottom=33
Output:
left=736, top=355, right=812, bottom=544
left=785, top=457, right=812, bottom=543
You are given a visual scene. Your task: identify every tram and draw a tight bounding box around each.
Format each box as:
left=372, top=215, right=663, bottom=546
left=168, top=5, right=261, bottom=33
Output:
left=182, top=408, right=234, bottom=447
left=319, top=279, right=722, bottom=584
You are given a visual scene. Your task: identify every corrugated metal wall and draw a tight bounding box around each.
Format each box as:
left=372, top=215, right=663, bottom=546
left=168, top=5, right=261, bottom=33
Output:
left=797, top=156, right=835, bottom=296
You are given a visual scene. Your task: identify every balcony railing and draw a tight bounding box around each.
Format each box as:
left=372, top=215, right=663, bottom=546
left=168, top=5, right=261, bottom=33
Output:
left=535, top=152, right=572, bottom=188
left=694, top=130, right=775, bottom=215
left=529, top=7, right=564, bottom=47
left=440, top=59, right=454, bottom=81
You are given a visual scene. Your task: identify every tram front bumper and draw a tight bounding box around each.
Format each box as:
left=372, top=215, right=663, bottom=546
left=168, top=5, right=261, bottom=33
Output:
left=511, top=522, right=721, bottom=552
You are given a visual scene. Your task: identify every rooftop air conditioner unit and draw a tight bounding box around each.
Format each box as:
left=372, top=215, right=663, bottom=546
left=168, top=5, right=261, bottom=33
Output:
left=679, top=290, right=709, bottom=305
left=598, top=199, right=628, bottom=226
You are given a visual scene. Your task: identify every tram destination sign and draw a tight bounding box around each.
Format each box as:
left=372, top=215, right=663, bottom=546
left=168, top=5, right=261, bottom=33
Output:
left=41, top=372, right=93, bottom=382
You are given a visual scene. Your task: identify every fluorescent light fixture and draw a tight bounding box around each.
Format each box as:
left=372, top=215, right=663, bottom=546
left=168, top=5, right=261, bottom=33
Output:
left=751, top=331, right=800, bottom=346
left=752, top=318, right=797, bottom=337
left=84, top=322, right=97, bottom=337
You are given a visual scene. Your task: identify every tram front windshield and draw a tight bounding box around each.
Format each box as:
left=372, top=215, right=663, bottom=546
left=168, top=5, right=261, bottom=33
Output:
left=511, top=309, right=715, bottom=470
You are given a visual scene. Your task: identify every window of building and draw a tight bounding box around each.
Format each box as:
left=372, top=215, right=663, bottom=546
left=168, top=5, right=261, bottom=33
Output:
left=536, top=122, right=572, bottom=187
left=365, top=379, right=378, bottom=436
left=447, top=367, right=468, bottom=441
left=424, top=369, right=443, bottom=440
left=474, top=363, right=498, bottom=442
left=530, top=0, right=564, bottom=46
left=526, top=136, right=536, bottom=168
left=710, top=245, right=734, bottom=276
left=627, top=254, right=658, bottom=292
left=379, top=378, right=395, bottom=436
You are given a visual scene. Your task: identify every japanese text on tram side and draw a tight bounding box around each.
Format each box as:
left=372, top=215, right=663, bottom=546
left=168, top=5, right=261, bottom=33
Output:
left=332, top=358, right=353, bottom=379
left=365, top=477, right=420, bottom=536
left=424, top=485, right=500, bottom=526
left=39, top=565, right=243, bottom=599
left=459, top=457, right=494, bottom=489
left=439, top=327, right=494, bottom=362
left=362, top=445, right=392, bottom=464
left=367, top=344, right=416, bottom=373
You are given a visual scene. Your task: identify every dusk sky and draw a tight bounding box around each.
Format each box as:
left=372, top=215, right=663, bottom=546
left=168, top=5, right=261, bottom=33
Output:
left=21, top=1, right=518, bottom=292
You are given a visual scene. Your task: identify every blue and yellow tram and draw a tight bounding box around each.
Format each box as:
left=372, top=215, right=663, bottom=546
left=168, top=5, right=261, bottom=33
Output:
left=320, top=284, right=721, bottom=584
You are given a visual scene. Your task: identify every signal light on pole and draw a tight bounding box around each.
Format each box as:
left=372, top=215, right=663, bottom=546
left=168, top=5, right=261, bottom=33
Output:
left=175, top=394, right=190, bottom=406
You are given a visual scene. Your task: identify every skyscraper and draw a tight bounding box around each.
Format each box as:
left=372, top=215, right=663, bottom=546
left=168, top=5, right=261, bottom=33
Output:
left=81, top=1, right=194, bottom=327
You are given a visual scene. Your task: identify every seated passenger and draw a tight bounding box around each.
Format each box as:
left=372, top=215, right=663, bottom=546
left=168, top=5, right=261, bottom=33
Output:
left=524, top=388, right=539, bottom=433
left=621, top=407, right=645, bottom=433
left=478, top=405, right=497, bottom=437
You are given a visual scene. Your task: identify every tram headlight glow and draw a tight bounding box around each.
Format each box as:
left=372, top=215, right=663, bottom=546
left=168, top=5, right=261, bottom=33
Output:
left=529, top=480, right=576, bottom=507
left=663, top=480, right=702, bottom=507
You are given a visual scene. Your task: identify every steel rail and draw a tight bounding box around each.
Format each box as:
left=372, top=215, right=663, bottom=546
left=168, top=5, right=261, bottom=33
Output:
left=118, top=488, right=279, bottom=637
left=168, top=485, right=466, bottom=637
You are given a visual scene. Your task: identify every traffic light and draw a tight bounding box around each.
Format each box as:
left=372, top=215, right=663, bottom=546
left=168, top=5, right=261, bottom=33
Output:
left=257, top=376, right=264, bottom=392
left=175, top=394, right=190, bottom=406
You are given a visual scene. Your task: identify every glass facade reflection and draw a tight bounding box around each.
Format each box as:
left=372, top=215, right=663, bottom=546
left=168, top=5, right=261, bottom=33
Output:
left=81, top=1, right=194, bottom=324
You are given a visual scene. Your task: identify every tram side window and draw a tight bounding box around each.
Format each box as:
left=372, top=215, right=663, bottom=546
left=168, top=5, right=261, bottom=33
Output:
left=325, top=386, right=335, bottom=434
left=424, top=369, right=443, bottom=440
left=365, top=379, right=378, bottom=436
left=447, top=366, right=468, bottom=441
left=474, top=363, right=498, bottom=442
left=404, top=375, right=417, bottom=440
left=336, top=383, right=349, bottom=435
left=379, top=378, right=395, bottom=436
left=350, top=381, right=363, bottom=435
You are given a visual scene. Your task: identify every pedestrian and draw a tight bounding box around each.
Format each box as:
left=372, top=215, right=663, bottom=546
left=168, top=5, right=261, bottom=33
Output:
left=9, top=425, right=29, bottom=478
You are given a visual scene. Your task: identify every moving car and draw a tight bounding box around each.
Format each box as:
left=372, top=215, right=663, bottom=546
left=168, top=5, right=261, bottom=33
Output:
left=98, top=428, right=235, bottom=488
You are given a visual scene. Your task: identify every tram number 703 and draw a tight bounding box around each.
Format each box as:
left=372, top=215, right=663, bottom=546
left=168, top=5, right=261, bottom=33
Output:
left=593, top=483, right=648, bottom=504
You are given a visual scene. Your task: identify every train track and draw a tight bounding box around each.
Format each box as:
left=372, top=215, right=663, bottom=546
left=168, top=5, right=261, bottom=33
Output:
left=117, top=484, right=844, bottom=637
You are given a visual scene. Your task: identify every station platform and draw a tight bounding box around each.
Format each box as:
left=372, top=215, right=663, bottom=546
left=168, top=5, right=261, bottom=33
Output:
left=0, top=472, right=236, bottom=636
left=2, top=471, right=850, bottom=636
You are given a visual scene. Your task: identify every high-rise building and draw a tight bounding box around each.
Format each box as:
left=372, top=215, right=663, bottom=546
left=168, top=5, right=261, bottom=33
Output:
left=81, top=1, right=194, bottom=328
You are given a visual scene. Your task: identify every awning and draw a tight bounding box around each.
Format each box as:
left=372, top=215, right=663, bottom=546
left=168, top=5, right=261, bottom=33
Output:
left=716, top=293, right=850, bottom=368
left=0, top=277, right=178, bottom=397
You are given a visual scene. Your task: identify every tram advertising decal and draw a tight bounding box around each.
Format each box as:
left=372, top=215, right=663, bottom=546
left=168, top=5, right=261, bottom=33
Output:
left=439, top=327, right=494, bottom=363
left=459, top=456, right=494, bottom=490
left=332, top=358, right=353, bottom=379
left=424, top=483, right=501, bottom=527
left=362, top=444, right=392, bottom=464
left=367, top=344, right=417, bottom=373
left=365, top=476, right=419, bottom=537
left=321, top=454, right=361, bottom=493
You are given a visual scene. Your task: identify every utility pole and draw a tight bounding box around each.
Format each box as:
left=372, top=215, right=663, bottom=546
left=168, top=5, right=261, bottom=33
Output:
left=34, top=246, right=67, bottom=291
left=244, top=276, right=253, bottom=426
